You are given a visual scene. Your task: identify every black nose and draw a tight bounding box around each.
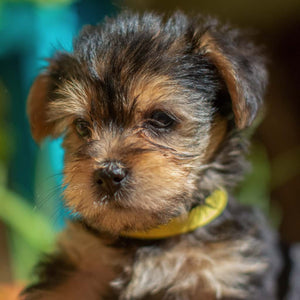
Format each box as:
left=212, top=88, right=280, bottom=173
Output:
left=94, top=161, right=128, bottom=195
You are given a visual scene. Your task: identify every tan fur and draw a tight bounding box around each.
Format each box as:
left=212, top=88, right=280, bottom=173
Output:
left=48, top=79, right=90, bottom=119
left=27, top=75, right=54, bottom=143
left=27, top=223, right=121, bottom=300
left=203, top=116, right=228, bottom=163
left=63, top=134, right=193, bottom=233
left=199, top=33, right=249, bottom=129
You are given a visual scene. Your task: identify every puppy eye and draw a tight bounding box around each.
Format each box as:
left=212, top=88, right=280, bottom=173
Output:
left=148, top=110, right=176, bottom=130
left=74, top=118, right=91, bottom=138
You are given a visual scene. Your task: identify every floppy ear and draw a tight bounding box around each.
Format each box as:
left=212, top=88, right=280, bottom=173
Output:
left=27, top=53, right=78, bottom=143
left=27, top=73, right=57, bottom=143
left=199, top=31, right=267, bottom=129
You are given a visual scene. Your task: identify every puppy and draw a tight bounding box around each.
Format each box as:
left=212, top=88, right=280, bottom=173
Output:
left=23, top=11, right=281, bottom=300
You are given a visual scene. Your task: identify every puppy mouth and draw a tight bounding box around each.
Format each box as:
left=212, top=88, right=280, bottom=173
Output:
left=93, top=190, right=126, bottom=206
left=92, top=180, right=131, bottom=208
left=93, top=194, right=111, bottom=206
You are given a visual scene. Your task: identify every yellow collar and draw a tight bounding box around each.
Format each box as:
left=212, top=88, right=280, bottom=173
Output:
left=121, top=189, right=228, bottom=239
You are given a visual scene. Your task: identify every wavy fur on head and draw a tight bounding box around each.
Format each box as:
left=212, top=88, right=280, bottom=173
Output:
left=23, top=11, right=280, bottom=300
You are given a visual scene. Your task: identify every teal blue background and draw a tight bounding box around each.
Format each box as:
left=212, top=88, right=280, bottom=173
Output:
left=0, top=0, right=116, bottom=281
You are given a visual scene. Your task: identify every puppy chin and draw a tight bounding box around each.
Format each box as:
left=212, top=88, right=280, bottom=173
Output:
left=74, top=190, right=189, bottom=234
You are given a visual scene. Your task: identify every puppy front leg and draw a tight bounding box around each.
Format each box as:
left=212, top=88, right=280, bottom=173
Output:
left=22, top=222, right=121, bottom=300
left=21, top=257, right=117, bottom=300
left=22, top=272, right=108, bottom=300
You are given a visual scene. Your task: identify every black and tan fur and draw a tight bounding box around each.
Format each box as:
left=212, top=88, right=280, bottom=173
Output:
left=23, top=12, right=281, bottom=300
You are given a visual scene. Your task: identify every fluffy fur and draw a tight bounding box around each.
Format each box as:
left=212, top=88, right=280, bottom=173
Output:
left=23, top=11, right=281, bottom=299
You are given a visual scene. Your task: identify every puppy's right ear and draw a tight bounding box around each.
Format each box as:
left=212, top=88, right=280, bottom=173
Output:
left=28, top=53, right=86, bottom=143
left=27, top=73, right=56, bottom=143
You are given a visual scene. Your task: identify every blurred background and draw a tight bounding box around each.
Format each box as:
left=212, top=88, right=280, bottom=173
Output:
left=0, top=0, right=299, bottom=299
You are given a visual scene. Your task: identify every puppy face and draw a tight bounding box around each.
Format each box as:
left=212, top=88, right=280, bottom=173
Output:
left=49, top=61, right=222, bottom=233
left=27, top=12, right=266, bottom=234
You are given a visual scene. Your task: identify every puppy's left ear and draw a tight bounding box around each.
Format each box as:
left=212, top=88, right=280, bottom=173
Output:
left=199, top=31, right=267, bottom=129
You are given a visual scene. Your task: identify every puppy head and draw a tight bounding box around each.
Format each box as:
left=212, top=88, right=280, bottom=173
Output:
left=27, top=12, right=267, bottom=234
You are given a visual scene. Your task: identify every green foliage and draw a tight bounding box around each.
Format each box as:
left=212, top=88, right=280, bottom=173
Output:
left=271, top=146, right=300, bottom=189
left=236, top=143, right=281, bottom=227
left=0, top=186, right=56, bottom=252
left=0, top=81, right=56, bottom=280
left=0, top=173, right=56, bottom=280
left=0, top=82, right=14, bottom=163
